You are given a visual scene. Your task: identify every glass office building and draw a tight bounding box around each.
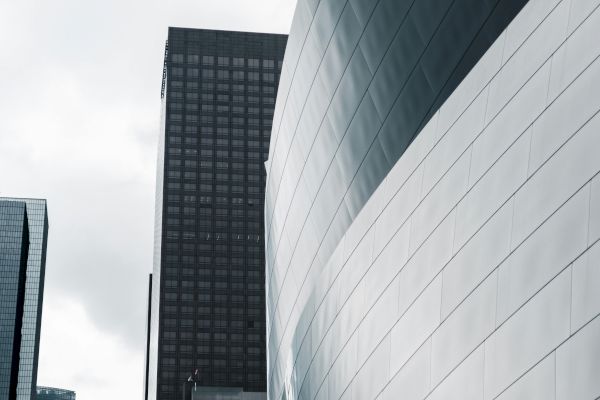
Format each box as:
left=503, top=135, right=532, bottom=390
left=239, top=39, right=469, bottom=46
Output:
left=266, top=0, right=600, bottom=399
left=0, top=198, right=48, bottom=400
left=147, top=28, right=287, bottom=400
left=37, top=386, right=76, bottom=400
left=0, top=201, right=29, bottom=400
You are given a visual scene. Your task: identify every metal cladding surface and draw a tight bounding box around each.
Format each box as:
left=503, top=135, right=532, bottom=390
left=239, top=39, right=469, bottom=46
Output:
left=265, top=0, right=600, bottom=399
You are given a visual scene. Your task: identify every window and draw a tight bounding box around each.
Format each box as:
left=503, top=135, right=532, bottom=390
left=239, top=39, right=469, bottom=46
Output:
left=217, top=56, right=229, bottom=66
left=169, top=113, right=182, bottom=122
left=172, top=54, right=184, bottom=63
left=187, top=54, right=199, bottom=63
left=197, top=345, right=210, bottom=353
left=202, top=55, right=214, bottom=65
left=184, top=137, right=197, bottom=146
left=202, top=69, right=214, bottom=79
left=200, top=137, right=213, bottom=146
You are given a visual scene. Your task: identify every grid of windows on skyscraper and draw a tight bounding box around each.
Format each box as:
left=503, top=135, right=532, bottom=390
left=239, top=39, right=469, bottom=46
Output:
left=0, top=198, right=48, bottom=400
left=152, top=28, right=287, bottom=400
left=0, top=201, right=29, bottom=400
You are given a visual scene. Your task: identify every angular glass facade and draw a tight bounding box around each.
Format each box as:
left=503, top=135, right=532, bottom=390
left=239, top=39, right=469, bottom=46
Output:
left=0, top=198, right=48, bottom=400
left=0, top=201, right=29, bottom=400
left=148, top=28, right=287, bottom=400
left=266, top=0, right=600, bottom=399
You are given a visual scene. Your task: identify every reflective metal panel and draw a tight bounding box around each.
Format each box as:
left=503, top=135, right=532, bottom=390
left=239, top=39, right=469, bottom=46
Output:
left=571, top=241, right=600, bottom=332
left=265, top=0, right=600, bottom=399
left=556, top=315, right=600, bottom=400
left=495, top=353, right=556, bottom=400
left=484, top=269, right=571, bottom=400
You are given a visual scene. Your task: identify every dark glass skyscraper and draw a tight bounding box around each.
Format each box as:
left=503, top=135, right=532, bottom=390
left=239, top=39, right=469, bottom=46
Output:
left=148, top=28, right=287, bottom=400
left=0, top=197, right=48, bottom=400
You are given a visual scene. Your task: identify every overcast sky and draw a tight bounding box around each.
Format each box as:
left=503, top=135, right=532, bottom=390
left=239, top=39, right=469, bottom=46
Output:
left=0, top=1, right=296, bottom=398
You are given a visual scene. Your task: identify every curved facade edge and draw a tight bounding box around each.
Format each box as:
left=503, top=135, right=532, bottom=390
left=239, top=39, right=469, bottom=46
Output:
left=264, top=0, right=527, bottom=396
left=266, top=0, right=600, bottom=399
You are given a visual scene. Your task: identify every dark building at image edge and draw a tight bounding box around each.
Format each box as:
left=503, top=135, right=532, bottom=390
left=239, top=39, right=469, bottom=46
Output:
left=147, top=28, right=287, bottom=400
left=0, top=198, right=48, bottom=400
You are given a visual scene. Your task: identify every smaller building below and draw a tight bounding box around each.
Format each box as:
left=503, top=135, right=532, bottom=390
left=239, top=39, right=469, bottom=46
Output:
left=36, top=386, right=76, bottom=400
left=183, top=383, right=265, bottom=400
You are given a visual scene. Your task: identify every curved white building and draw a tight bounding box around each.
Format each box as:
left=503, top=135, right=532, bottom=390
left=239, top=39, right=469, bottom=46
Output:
left=265, top=0, right=600, bottom=399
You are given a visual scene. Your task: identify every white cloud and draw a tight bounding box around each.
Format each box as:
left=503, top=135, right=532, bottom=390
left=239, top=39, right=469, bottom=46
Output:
left=37, top=294, right=143, bottom=398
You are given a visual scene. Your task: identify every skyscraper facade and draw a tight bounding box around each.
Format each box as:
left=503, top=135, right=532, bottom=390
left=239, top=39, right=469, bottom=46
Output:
left=0, top=201, right=29, bottom=400
left=266, top=0, right=600, bottom=399
left=148, top=28, right=287, bottom=400
left=0, top=197, right=49, bottom=400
